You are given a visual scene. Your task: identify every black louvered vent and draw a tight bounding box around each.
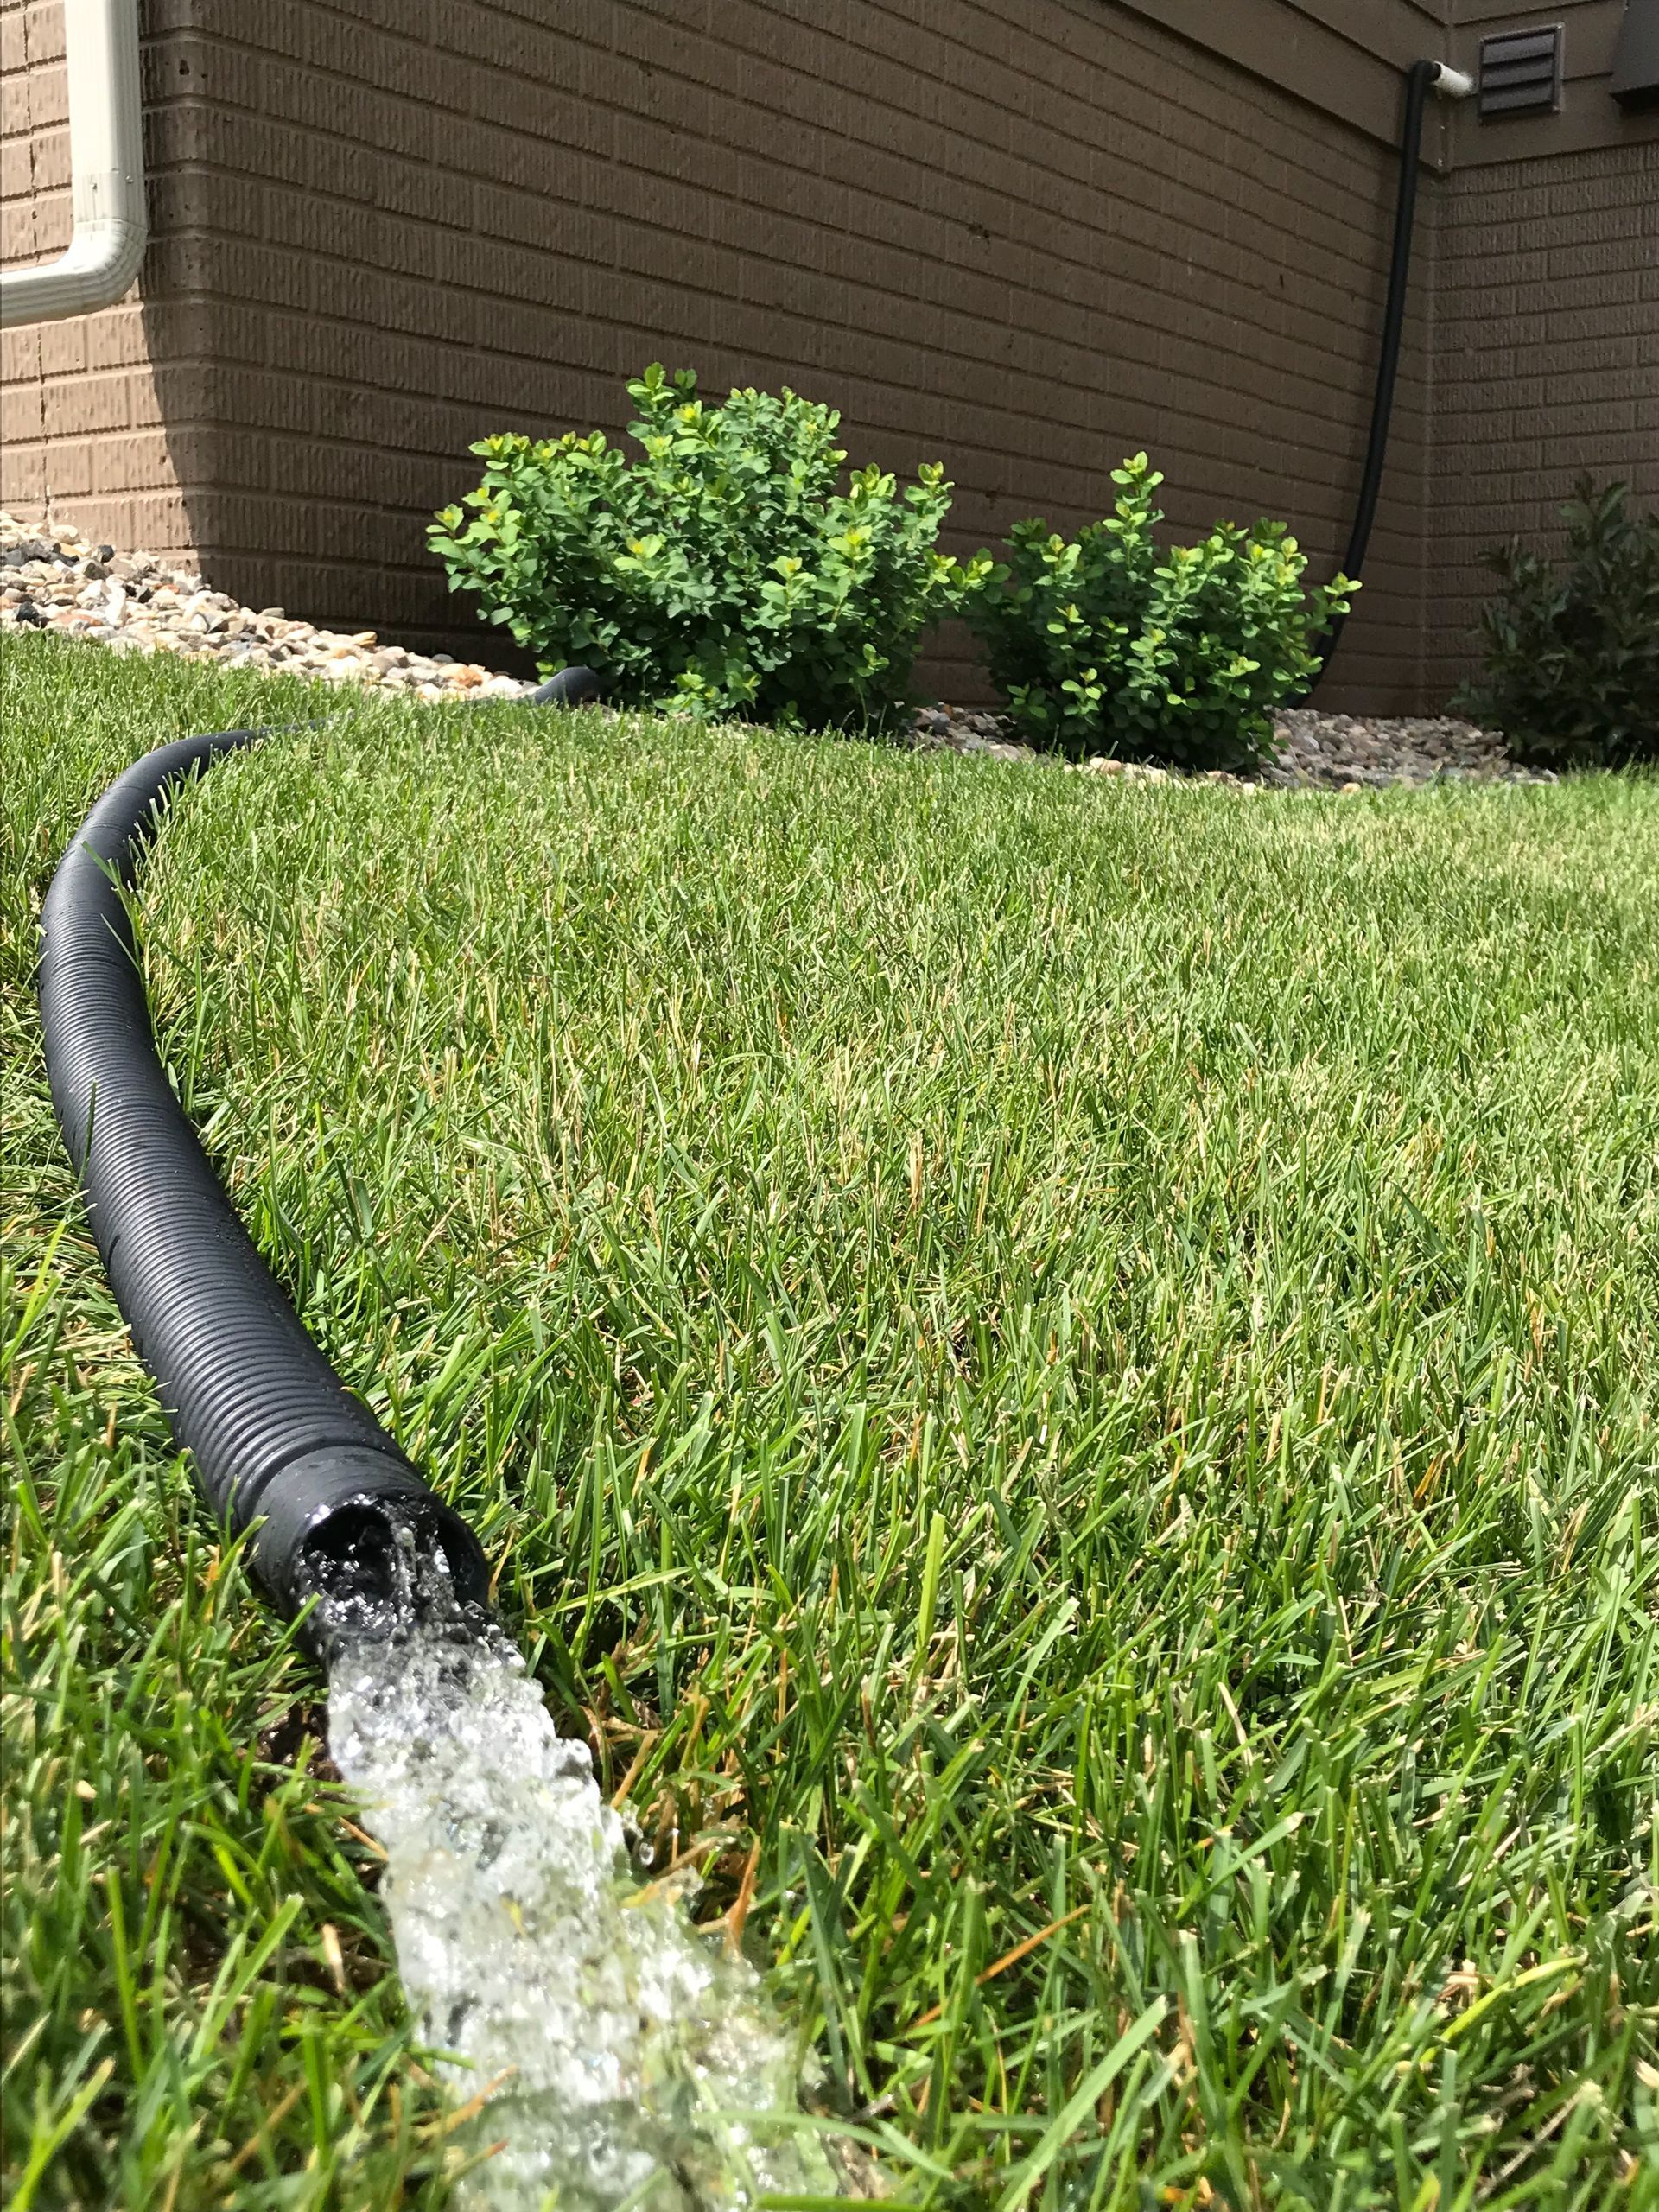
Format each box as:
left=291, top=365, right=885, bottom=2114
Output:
left=1478, top=25, right=1565, bottom=116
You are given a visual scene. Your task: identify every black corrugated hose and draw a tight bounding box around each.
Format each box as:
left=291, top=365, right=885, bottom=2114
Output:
left=1304, top=56, right=1441, bottom=694
left=37, top=664, right=600, bottom=1656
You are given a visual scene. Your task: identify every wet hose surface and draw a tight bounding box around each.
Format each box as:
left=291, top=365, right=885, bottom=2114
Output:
left=37, top=725, right=492, bottom=1645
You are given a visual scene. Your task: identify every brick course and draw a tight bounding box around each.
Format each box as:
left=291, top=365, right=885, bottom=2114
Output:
left=1, top=0, right=203, bottom=555
left=3, top=0, right=1655, bottom=709
left=1427, top=138, right=1659, bottom=700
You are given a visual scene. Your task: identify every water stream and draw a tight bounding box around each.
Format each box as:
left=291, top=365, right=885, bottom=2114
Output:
left=326, top=1568, right=841, bottom=2209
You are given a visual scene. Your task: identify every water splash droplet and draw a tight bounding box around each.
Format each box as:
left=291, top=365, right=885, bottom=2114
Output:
left=328, top=1615, right=841, bottom=2209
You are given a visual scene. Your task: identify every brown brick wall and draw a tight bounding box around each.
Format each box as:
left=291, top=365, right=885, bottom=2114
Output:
left=3, top=0, right=1438, bottom=708
left=1427, top=3, right=1659, bottom=704
left=0, top=0, right=67, bottom=263
left=0, top=0, right=206, bottom=556
left=4, top=0, right=1653, bottom=711
left=1427, top=137, right=1659, bottom=699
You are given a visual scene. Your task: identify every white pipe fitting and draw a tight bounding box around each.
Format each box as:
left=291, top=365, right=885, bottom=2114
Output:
left=1, top=0, right=148, bottom=329
left=1431, top=64, right=1477, bottom=99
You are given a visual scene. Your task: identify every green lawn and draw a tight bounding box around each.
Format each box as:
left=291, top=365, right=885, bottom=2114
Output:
left=3, top=633, right=1656, bottom=2210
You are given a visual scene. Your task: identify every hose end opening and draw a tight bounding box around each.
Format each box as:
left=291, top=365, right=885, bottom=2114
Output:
left=251, top=1448, right=493, bottom=1662
left=293, top=1495, right=494, bottom=1662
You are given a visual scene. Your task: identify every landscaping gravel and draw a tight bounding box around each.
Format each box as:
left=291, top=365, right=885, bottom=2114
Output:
left=1259, top=707, right=1552, bottom=790
left=1, top=513, right=538, bottom=704
left=4, top=512, right=1544, bottom=788
left=912, top=702, right=1553, bottom=790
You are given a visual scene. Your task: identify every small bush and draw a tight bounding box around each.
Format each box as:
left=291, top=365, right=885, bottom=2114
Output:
left=1454, top=477, right=1659, bottom=767
left=429, top=365, right=985, bottom=728
left=964, top=454, right=1356, bottom=770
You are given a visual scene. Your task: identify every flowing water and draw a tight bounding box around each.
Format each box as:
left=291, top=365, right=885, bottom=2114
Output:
left=327, top=1581, right=842, bottom=2209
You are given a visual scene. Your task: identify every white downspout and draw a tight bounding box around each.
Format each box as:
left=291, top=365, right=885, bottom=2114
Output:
left=1, top=0, right=147, bottom=329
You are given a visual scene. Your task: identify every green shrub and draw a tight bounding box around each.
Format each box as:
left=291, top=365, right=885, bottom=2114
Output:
left=964, top=454, right=1357, bottom=769
left=429, top=365, right=985, bottom=728
left=1454, top=477, right=1659, bottom=768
